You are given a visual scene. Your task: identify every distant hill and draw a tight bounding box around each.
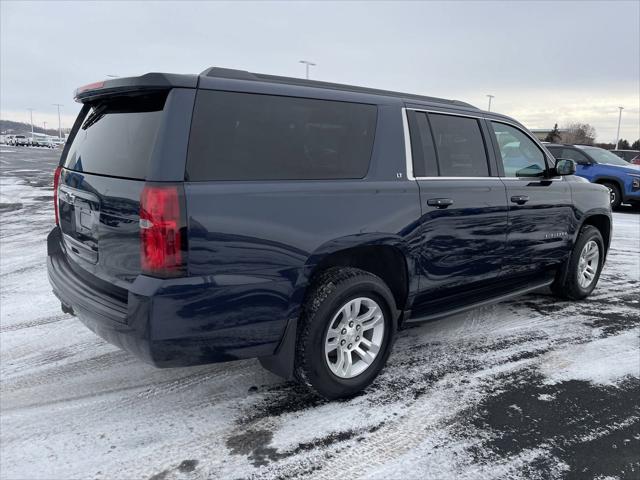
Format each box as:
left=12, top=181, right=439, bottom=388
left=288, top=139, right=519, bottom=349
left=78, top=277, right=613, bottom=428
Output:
left=0, top=119, right=70, bottom=137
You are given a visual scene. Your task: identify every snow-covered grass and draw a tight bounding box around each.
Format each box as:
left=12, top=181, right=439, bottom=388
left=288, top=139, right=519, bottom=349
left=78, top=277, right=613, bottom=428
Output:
left=1, top=148, right=638, bottom=480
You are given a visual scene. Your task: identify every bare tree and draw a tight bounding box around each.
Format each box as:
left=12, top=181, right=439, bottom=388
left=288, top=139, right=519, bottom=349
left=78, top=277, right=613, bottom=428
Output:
left=560, top=123, right=596, bottom=145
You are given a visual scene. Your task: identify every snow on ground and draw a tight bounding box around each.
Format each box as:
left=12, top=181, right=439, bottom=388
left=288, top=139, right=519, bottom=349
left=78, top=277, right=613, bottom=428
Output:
left=1, top=148, right=639, bottom=480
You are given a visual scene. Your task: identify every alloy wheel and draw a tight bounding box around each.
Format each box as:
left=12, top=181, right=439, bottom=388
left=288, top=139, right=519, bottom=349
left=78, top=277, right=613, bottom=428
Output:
left=324, top=297, right=385, bottom=379
left=577, top=240, right=600, bottom=289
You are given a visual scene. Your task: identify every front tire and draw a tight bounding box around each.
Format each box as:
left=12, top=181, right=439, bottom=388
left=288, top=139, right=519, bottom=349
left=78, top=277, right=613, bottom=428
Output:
left=294, top=267, right=397, bottom=399
left=602, top=181, right=622, bottom=209
left=552, top=225, right=604, bottom=300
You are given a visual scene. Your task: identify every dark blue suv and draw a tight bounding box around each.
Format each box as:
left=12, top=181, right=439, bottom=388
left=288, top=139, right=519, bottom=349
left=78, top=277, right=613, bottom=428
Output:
left=546, top=144, right=640, bottom=209
left=47, top=68, right=611, bottom=399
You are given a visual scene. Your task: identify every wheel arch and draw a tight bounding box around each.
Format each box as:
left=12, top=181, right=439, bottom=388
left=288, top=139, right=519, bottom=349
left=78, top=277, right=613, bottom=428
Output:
left=294, top=235, right=413, bottom=310
left=259, top=234, right=414, bottom=379
left=579, top=212, right=612, bottom=256
left=593, top=176, right=624, bottom=194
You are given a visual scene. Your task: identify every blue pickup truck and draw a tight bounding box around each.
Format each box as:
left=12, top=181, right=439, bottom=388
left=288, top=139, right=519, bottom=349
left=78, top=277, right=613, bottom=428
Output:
left=547, top=144, right=640, bottom=209
left=47, top=68, right=611, bottom=399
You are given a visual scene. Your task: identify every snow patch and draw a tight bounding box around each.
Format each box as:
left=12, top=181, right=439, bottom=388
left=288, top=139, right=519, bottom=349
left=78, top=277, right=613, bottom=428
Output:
left=537, top=393, right=555, bottom=401
left=538, top=329, right=640, bottom=386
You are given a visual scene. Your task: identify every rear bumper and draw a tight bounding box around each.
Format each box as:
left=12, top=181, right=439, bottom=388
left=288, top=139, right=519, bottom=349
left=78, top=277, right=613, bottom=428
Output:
left=47, top=227, right=293, bottom=367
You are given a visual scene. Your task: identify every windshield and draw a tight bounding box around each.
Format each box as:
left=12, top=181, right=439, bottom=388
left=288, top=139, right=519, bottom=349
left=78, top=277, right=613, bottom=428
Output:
left=577, top=146, right=631, bottom=166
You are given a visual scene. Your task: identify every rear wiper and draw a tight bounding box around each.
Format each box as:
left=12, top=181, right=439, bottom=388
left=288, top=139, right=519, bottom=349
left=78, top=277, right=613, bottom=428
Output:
left=82, top=104, right=109, bottom=130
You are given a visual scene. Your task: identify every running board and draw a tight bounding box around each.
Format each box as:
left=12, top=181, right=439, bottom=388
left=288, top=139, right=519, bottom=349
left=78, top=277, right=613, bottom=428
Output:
left=405, top=279, right=553, bottom=324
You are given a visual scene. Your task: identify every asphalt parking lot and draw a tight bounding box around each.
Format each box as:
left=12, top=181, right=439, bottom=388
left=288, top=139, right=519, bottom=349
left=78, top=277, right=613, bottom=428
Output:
left=1, top=146, right=638, bottom=480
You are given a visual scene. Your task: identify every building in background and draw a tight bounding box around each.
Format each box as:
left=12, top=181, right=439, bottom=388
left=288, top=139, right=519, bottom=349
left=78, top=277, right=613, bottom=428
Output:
left=530, top=128, right=568, bottom=142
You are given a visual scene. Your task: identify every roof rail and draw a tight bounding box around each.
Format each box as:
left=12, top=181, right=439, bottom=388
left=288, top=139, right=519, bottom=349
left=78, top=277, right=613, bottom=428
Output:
left=199, top=66, right=478, bottom=109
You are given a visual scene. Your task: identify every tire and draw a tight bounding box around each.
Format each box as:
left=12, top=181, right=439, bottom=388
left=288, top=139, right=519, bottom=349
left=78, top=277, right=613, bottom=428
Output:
left=551, top=225, right=604, bottom=300
left=294, top=267, right=397, bottom=399
left=601, top=181, right=622, bottom=209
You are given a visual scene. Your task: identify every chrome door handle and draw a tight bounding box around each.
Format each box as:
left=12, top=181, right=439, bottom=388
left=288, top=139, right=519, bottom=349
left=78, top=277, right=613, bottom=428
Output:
left=427, top=198, right=454, bottom=209
left=510, top=195, right=530, bottom=205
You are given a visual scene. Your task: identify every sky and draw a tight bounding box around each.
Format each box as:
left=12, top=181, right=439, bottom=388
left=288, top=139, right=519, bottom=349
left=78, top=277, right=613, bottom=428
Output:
left=1, top=1, right=639, bottom=143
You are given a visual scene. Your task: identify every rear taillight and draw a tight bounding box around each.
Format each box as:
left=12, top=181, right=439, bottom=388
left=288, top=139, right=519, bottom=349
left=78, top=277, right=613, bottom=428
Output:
left=140, top=184, right=187, bottom=277
left=53, top=166, right=62, bottom=225
left=74, top=81, right=105, bottom=98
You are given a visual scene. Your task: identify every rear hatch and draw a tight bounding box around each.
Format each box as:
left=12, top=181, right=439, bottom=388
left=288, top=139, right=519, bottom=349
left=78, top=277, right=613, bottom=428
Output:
left=56, top=80, right=193, bottom=290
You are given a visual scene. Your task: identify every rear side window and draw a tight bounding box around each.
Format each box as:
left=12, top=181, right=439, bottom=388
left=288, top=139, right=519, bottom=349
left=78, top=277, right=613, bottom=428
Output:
left=428, top=113, right=489, bottom=177
left=407, top=111, right=438, bottom=177
left=546, top=147, right=562, bottom=159
left=186, top=91, right=377, bottom=181
left=64, top=92, right=167, bottom=179
left=560, top=148, right=591, bottom=164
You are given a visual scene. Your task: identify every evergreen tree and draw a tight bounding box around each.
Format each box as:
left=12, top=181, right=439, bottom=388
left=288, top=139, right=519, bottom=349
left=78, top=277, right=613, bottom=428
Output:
left=544, top=123, right=561, bottom=143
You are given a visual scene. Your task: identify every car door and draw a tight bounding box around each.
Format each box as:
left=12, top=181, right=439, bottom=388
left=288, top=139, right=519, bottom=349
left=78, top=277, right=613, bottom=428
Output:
left=405, top=108, right=509, bottom=315
left=488, top=121, right=574, bottom=277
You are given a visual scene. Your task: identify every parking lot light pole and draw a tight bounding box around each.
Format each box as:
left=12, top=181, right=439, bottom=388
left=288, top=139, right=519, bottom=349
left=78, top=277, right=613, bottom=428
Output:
left=27, top=108, right=34, bottom=140
left=615, top=106, right=624, bottom=149
left=486, top=94, right=494, bottom=112
left=53, top=104, right=63, bottom=140
left=299, top=60, right=316, bottom=79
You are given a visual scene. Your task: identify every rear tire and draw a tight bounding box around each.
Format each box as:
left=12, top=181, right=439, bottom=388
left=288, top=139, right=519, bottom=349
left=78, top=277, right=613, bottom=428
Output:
left=601, top=181, right=622, bottom=209
left=552, top=225, right=604, bottom=300
left=294, top=267, right=397, bottom=400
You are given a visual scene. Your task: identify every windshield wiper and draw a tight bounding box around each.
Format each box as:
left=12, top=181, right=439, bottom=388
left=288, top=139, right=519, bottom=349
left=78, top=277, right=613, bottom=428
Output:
left=81, top=104, right=109, bottom=130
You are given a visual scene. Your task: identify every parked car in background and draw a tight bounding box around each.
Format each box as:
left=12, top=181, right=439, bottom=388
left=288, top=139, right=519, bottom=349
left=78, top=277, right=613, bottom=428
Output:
left=51, top=137, right=66, bottom=148
left=48, top=68, right=612, bottom=399
left=611, top=149, right=640, bottom=162
left=10, top=135, right=30, bottom=146
left=612, top=149, right=640, bottom=165
left=32, top=135, right=56, bottom=148
left=547, top=144, right=640, bottom=209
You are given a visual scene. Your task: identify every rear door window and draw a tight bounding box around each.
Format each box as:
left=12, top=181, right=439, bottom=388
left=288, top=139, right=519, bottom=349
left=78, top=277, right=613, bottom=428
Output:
left=560, top=148, right=591, bottom=164
left=407, top=111, right=439, bottom=177
left=546, top=146, right=562, bottom=159
left=427, top=113, right=490, bottom=177
left=186, top=91, right=377, bottom=181
left=63, top=92, right=167, bottom=179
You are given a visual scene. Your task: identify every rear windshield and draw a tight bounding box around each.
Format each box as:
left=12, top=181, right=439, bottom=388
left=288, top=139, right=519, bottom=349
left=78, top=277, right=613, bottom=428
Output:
left=63, top=92, right=167, bottom=179
left=186, top=90, right=377, bottom=181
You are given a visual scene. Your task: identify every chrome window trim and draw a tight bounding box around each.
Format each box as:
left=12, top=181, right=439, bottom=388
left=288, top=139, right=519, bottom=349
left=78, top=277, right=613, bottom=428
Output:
left=410, top=176, right=563, bottom=181
left=401, top=108, right=415, bottom=180
left=413, top=176, right=503, bottom=180
left=403, top=107, right=557, bottom=180
left=407, top=107, right=485, bottom=120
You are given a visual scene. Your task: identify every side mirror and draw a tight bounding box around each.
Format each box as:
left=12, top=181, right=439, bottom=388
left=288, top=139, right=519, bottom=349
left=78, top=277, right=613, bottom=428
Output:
left=555, top=158, right=576, bottom=176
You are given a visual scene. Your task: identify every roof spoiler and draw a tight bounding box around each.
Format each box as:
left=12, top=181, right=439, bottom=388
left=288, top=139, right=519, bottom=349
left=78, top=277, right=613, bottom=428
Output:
left=74, top=73, right=197, bottom=103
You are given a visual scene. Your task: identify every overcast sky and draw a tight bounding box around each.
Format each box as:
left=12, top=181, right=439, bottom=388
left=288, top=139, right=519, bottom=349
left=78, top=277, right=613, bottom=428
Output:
left=1, top=1, right=639, bottom=142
